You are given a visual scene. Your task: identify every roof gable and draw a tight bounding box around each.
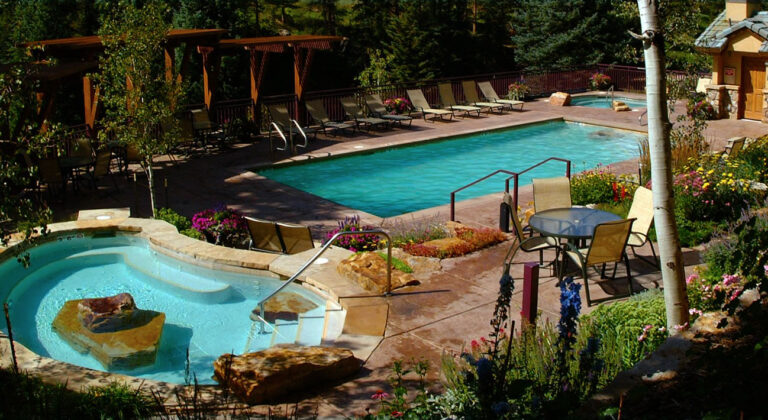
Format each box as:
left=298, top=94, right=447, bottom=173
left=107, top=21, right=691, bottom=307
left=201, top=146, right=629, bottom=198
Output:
left=695, top=10, right=768, bottom=53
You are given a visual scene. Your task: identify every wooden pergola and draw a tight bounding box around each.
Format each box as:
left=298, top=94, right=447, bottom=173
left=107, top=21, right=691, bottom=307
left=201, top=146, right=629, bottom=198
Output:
left=22, top=29, right=226, bottom=130
left=21, top=31, right=344, bottom=130
left=213, top=35, right=344, bottom=109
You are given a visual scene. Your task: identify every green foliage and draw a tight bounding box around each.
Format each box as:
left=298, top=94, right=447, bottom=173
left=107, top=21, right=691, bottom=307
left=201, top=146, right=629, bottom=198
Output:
left=570, top=165, right=636, bottom=205
left=511, top=0, right=621, bottom=71
left=384, top=5, right=439, bottom=83
left=737, top=135, right=768, bottom=183
left=375, top=251, right=413, bottom=274
left=180, top=227, right=204, bottom=240
left=356, top=49, right=395, bottom=88
left=703, top=214, right=768, bottom=283
left=0, top=368, right=159, bottom=419
left=155, top=207, right=192, bottom=231
left=581, top=289, right=668, bottom=371
left=95, top=0, right=184, bottom=217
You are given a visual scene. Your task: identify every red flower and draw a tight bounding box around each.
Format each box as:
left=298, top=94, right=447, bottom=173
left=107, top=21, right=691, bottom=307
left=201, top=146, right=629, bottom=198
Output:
left=391, top=411, right=404, bottom=417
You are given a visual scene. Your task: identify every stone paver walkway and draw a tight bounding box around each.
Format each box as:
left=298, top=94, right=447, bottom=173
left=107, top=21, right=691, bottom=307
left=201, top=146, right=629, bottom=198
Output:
left=47, top=94, right=766, bottom=416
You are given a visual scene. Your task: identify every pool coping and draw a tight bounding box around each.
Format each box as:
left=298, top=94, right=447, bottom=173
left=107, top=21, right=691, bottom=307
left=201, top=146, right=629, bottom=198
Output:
left=0, top=211, right=386, bottom=407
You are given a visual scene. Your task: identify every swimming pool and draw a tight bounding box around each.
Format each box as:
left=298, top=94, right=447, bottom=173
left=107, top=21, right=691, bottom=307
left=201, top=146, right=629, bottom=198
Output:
left=259, top=121, right=644, bottom=217
left=0, top=233, right=328, bottom=384
left=571, top=95, right=647, bottom=109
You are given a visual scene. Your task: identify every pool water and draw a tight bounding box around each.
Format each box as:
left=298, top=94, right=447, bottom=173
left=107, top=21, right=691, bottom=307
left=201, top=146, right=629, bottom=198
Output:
left=571, top=95, right=647, bottom=109
left=259, top=121, right=644, bottom=217
left=0, top=234, right=327, bottom=384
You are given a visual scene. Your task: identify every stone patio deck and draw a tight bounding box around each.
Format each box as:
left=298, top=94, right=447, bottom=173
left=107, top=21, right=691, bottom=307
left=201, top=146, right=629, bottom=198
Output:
left=38, top=94, right=768, bottom=416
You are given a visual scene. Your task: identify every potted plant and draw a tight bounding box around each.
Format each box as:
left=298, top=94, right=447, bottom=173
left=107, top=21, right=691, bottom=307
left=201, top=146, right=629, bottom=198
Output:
left=507, top=82, right=530, bottom=100
left=383, top=97, right=412, bottom=114
left=589, top=72, right=612, bottom=90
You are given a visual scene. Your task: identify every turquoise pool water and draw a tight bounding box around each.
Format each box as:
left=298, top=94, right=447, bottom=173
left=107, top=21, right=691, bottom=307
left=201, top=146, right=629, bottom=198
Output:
left=0, top=234, right=327, bottom=384
left=259, top=121, right=644, bottom=217
left=571, top=95, right=647, bottom=109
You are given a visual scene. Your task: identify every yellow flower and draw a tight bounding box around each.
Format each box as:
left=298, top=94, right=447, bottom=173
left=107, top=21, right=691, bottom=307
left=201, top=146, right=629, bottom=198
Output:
left=702, top=182, right=710, bottom=189
left=707, top=169, right=714, bottom=175
left=697, top=167, right=704, bottom=172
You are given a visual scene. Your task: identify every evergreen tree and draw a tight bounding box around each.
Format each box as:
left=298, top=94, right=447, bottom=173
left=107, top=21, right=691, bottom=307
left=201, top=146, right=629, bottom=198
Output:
left=511, top=0, right=620, bottom=70
left=384, top=3, right=440, bottom=82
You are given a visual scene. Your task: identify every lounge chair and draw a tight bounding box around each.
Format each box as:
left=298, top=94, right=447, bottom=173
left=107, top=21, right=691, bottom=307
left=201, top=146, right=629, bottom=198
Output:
left=245, top=216, right=315, bottom=254
left=562, top=218, right=636, bottom=306
left=190, top=108, right=223, bottom=146
left=364, top=94, right=414, bottom=128
left=437, top=83, right=482, bottom=117
left=532, top=176, right=572, bottom=212
left=305, top=99, right=356, bottom=136
left=461, top=80, right=506, bottom=114
left=626, top=186, right=658, bottom=268
left=477, top=81, right=525, bottom=111
left=339, top=96, right=391, bottom=131
left=406, top=89, right=454, bottom=122
left=89, top=149, right=118, bottom=193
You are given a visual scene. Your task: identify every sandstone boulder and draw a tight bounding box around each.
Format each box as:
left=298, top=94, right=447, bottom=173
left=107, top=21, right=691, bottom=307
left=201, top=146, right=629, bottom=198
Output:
left=337, top=251, right=418, bottom=294
left=391, top=248, right=441, bottom=281
left=53, top=297, right=164, bottom=370
left=612, top=101, right=630, bottom=112
left=77, top=293, right=137, bottom=333
left=251, top=291, right=318, bottom=323
left=422, top=237, right=468, bottom=251
left=550, top=92, right=571, bottom=106
left=214, top=344, right=359, bottom=404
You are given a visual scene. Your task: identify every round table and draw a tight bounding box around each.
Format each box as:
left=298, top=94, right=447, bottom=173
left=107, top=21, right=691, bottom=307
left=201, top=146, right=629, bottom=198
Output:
left=528, top=207, right=621, bottom=240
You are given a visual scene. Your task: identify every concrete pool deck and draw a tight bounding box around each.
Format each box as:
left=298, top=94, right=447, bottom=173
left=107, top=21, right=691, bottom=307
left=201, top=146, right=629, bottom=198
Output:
left=36, top=94, right=768, bottom=415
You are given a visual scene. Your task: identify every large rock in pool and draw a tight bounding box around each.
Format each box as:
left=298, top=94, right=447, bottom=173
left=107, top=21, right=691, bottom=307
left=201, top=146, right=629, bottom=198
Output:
left=214, top=344, right=359, bottom=404
left=52, top=293, right=164, bottom=370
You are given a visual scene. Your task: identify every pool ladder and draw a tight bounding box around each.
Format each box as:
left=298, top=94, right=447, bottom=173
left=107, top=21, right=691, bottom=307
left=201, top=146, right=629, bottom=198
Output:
left=250, top=229, right=393, bottom=335
left=268, top=120, right=309, bottom=154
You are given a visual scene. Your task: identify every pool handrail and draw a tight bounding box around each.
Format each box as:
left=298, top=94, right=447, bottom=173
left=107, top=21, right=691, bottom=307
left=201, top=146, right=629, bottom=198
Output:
left=268, top=122, right=288, bottom=152
left=502, top=157, right=571, bottom=228
left=254, top=229, right=392, bottom=333
left=449, top=158, right=571, bottom=224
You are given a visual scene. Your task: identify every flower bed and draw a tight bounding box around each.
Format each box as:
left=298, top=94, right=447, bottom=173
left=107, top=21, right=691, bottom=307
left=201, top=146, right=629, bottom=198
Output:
left=191, top=205, right=248, bottom=248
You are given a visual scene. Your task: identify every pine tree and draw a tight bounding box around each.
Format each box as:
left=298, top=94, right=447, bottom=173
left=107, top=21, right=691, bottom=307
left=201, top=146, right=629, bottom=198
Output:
left=384, top=4, right=440, bottom=82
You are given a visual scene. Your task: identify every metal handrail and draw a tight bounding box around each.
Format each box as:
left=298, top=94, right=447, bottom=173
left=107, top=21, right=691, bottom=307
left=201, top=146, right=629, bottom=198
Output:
left=502, top=158, right=571, bottom=220
left=449, top=169, right=518, bottom=221
left=253, top=229, right=392, bottom=333
left=290, top=119, right=309, bottom=150
left=268, top=122, right=288, bottom=151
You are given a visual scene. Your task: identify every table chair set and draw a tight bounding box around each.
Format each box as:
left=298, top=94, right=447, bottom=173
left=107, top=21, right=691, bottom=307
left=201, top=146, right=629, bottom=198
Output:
left=506, top=176, right=657, bottom=306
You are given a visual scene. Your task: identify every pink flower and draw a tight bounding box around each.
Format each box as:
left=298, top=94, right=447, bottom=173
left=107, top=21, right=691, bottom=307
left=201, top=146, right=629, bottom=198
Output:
left=391, top=411, right=404, bottom=417
left=643, top=324, right=653, bottom=332
left=480, top=336, right=487, bottom=343
left=722, top=273, right=740, bottom=287
left=686, top=273, right=699, bottom=285
left=470, top=340, right=479, bottom=348
left=673, top=322, right=689, bottom=332
left=371, top=390, right=389, bottom=400
left=689, top=308, right=703, bottom=316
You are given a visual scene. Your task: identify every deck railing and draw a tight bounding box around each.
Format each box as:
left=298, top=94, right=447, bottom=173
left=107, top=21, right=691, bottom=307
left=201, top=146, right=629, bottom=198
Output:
left=62, top=65, right=708, bottom=138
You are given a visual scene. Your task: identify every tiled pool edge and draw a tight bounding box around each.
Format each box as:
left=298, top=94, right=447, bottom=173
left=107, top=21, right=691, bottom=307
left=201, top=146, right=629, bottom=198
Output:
left=0, top=213, right=385, bottom=406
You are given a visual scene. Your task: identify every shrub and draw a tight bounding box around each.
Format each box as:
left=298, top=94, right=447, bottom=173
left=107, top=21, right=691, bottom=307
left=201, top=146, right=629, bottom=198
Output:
left=155, top=207, right=191, bottom=231
left=179, top=227, right=204, bottom=240
left=399, top=226, right=506, bottom=258
left=703, top=214, right=768, bottom=283
left=191, top=205, right=248, bottom=248
left=736, top=135, right=768, bottom=183
left=570, top=165, right=636, bottom=205
left=325, top=215, right=380, bottom=252
left=580, top=289, right=667, bottom=371
left=686, top=93, right=717, bottom=120
left=382, top=214, right=448, bottom=247
left=589, top=72, right=612, bottom=90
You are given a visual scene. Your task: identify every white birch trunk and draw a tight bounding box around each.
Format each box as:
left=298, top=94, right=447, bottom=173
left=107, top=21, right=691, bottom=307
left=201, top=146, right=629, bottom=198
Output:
left=146, top=159, right=157, bottom=218
left=637, top=0, right=690, bottom=330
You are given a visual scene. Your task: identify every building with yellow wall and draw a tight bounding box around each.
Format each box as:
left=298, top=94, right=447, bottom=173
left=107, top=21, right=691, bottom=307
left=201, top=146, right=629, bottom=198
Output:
left=695, top=0, right=768, bottom=121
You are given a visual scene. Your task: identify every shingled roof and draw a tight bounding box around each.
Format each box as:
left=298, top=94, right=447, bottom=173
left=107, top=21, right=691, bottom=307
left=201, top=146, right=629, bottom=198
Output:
left=695, top=10, right=768, bottom=53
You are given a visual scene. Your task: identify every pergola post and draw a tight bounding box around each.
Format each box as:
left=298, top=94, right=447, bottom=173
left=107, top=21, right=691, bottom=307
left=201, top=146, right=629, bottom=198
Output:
left=292, top=46, right=315, bottom=101
left=198, top=46, right=220, bottom=110
left=35, top=82, right=59, bottom=133
left=82, top=75, right=99, bottom=132
left=248, top=48, right=269, bottom=126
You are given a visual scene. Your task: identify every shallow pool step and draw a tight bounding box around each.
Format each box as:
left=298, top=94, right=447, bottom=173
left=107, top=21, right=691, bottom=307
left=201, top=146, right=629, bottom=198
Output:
left=67, top=249, right=232, bottom=303
left=269, top=320, right=300, bottom=346
left=295, top=314, right=325, bottom=346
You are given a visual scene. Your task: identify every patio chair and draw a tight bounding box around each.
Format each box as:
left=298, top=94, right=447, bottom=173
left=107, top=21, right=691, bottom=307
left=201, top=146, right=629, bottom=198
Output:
left=190, top=108, right=223, bottom=146
left=406, top=89, right=454, bottom=122
left=38, top=157, right=66, bottom=199
left=562, top=218, right=636, bottom=306
left=305, top=99, right=356, bottom=136
left=364, top=94, right=414, bottom=128
left=437, top=83, right=482, bottom=117
left=532, top=176, right=572, bottom=212
left=276, top=221, right=315, bottom=254
left=723, top=136, right=745, bottom=159
left=245, top=216, right=315, bottom=255
left=339, top=96, right=391, bottom=131
left=477, top=81, right=525, bottom=111
left=461, top=80, right=506, bottom=114
left=89, top=149, right=119, bottom=193
left=70, top=137, right=94, bottom=159
left=626, top=186, right=658, bottom=268
left=502, top=192, right=561, bottom=274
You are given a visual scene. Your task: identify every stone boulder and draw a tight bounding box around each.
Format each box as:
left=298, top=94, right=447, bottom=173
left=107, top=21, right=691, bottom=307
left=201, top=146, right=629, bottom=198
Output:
left=391, top=248, right=441, bottom=281
left=422, top=237, right=468, bottom=252
left=53, top=296, right=165, bottom=370
left=612, top=100, right=630, bottom=112
left=214, top=344, right=359, bottom=404
left=251, top=291, right=318, bottom=323
left=337, top=252, right=418, bottom=294
left=550, top=92, right=571, bottom=106
left=77, top=293, right=137, bottom=333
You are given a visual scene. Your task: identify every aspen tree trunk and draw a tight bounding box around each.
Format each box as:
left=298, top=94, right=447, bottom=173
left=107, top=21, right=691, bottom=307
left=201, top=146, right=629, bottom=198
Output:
left=636, top=0, right=689, bottom=330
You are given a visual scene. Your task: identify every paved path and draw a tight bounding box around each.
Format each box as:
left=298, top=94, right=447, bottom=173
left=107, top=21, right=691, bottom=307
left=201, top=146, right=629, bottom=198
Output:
left=50, top=94, right=766, bottom=416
